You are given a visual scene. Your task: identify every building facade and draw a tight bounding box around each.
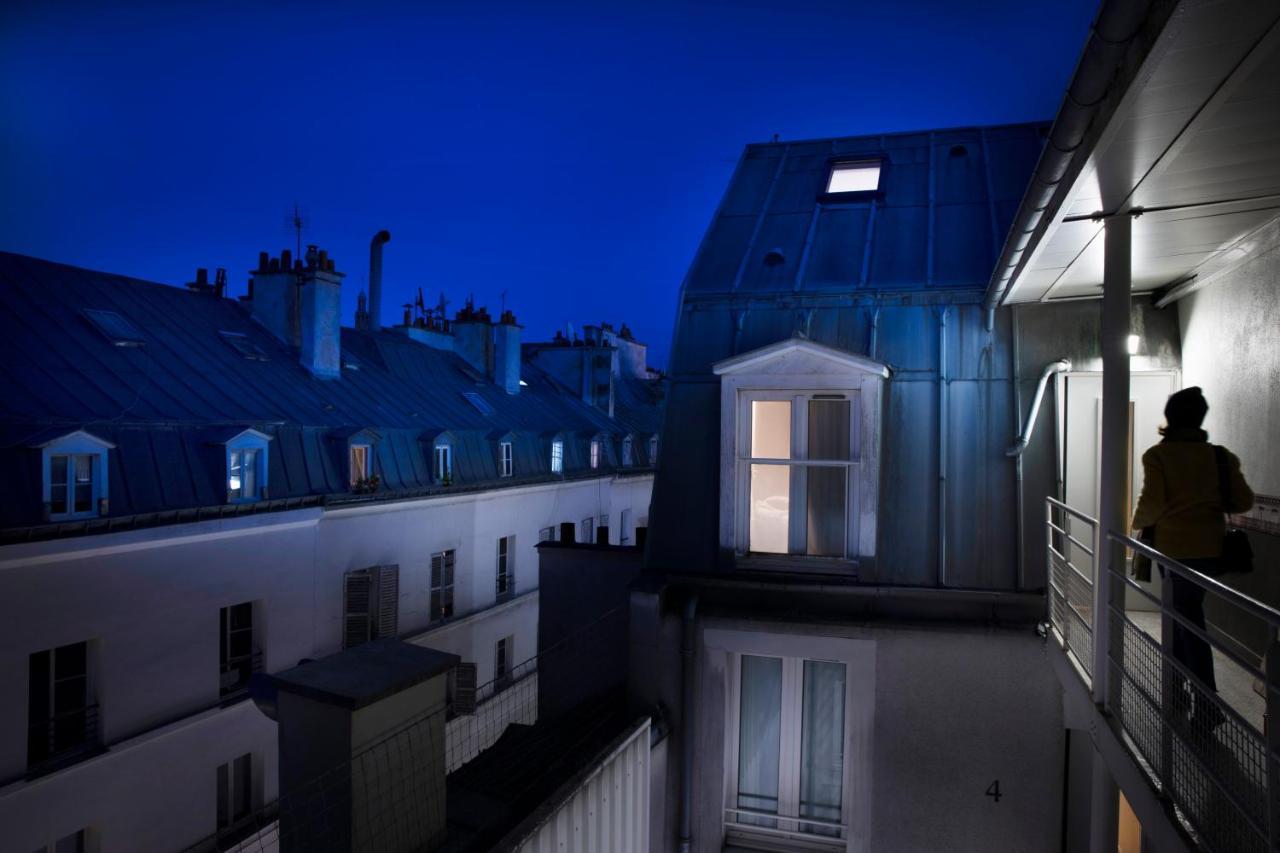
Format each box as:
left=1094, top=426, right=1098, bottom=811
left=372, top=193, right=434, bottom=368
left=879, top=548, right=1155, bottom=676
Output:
left=0, top=247, right=663, bottom=853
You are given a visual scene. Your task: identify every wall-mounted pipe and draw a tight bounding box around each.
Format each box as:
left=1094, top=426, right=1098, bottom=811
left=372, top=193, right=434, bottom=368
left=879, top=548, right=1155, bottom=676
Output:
left=868, top=306, right=881, bottom=360
left=368, top=230, right=391, bottom=332
left=1006, top=359, right=1072, bottom=457
left=937, top=307, right=948, bottom=588
left=678, top=592, right=699, bottom=853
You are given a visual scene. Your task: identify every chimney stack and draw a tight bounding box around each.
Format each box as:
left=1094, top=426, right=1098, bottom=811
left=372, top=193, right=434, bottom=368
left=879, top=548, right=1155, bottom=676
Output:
left=452, top=300, right=493, bottom=378
left=250, top=247, right=345, bottom=378
left=493, top=310, right=522, bottom=394
left=368, top=230, right=391, bottom=332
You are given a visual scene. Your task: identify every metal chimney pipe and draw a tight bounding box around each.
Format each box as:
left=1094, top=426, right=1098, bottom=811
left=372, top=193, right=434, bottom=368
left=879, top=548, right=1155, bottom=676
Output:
left=368, top=230, right=392, bottom=331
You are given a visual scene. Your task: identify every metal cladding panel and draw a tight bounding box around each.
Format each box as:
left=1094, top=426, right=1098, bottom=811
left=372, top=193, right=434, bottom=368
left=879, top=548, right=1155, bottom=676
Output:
left=878, top=378, right=939, bottom=584
left=876, top=307, right=938, bottom=371
left=669, top=308, right=733, bottom=376
left=685, top=215, right=756, bottom=293
left=934, top=203, right=996, bottom=286
left=149, top=427, right=197, bottom=508
left=514, top=718, right=650, bottom=853
left=770, top=158, right=829, bottom=213
left=803, top=207, right=870, bottom=290
left=646, top=381, right=722, bottom=571
left=869, top=206, right=928, bottom=288
left=720, top=153, right=782, bottom=216
left=737, top=213, right=812, bottom=292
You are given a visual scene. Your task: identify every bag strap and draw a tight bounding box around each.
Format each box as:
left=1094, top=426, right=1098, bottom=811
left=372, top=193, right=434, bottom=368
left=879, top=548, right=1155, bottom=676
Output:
left=1213, top=445, right=1231, bottom=515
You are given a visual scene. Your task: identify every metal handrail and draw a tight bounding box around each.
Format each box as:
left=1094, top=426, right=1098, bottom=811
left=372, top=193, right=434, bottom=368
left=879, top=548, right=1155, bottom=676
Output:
left=723, top=806, right=847, bottom=831
left=1108, top=531, right=1280, bottom=628
left=1047, top=496, right=1100, bottom=527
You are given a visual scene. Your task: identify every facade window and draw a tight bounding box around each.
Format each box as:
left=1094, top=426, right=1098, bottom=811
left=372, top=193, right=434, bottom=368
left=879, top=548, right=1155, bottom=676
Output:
left=825, top=160, right=880, bottom=194
left=430, top=550, right=456, bottom=622
left=33, top=829, right=88, bottom=852
left=538, top=526, right=556, bottom=542
left=342, top=565, right=399, bottom=648
left=216, top=753, right=254, bottom=832
left=494, top=635, right=514, bottom=690
left=219, top=602, right=258, bottom=697
left=579, top=516, right=593, bottom=543
left=622, top=435, right=634, bottom=467
left=731, top=655, right=847, bottom=844
left=40, top=431, right=112, bottom=521
left=598, top=514, right=610, bottom=544
left=590, top=437, right=602, bottom=469
left=550, top=439, right=564, bottom=474
left=28, top=641, right=95, bottom=770
left=225, top=430, right=269, bottom=504
left=499, top=441, right=513, bottom=477
left=435, top=443, right=453, bottom=483
left=496, top=535, right=515, bottom=601
left=649, top=435, right=659, bottom=465
left=349, top=443, right=370, bottom=485
left=620, top=508, right=633, bottom=545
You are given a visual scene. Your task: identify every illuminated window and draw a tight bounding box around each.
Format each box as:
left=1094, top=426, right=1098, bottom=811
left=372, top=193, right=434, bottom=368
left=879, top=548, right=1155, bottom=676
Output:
left=40, top=431, right=112, bottom=521
left=622, top=435, right=634, bottom=467
left=825, top=161, right=880, bottom=194
left=435, top=443, right=453, bottom=483
left=590, top=437, right=602, bottom=469
left=551, top=439, right=564, bottom=474
left=349, top=444, right=370, bottom=485
left=225, top=430, right=270, bottom=504
left=500, top=441, right=513, bottom=477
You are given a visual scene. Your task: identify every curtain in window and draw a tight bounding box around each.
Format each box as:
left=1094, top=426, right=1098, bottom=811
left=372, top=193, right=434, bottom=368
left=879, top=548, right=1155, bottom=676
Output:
left=800, top=660, right=846, bottom=836
left=806, top=400, right=849, bottom=557
left=738, top=655, right=783, bottom=826
left=73, top=455, right=94, bottom=512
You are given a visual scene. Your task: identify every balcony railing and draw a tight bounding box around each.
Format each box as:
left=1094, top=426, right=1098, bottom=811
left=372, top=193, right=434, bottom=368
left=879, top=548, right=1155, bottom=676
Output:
left=1044, top=497, right=1280, bottom=853
left=26, top=702, right=102, bottom=778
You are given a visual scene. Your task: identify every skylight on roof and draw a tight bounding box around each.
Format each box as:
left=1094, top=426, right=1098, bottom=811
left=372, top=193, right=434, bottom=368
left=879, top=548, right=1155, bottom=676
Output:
left=826, top=161, right=881, bottom=194
left=219, top=331, right=269, bottom=361
left=462, top=392, right=495, bottom=416
left=83, top=309, right=145, bottom=347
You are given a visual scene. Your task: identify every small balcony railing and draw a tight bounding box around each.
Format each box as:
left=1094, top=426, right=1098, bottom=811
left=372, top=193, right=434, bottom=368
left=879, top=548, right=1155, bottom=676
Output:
left=220, top=649, right=264, bottom=698
left=26, top=702, right=102, bottom=777
left=1044, top=497, right=1280, bottom=853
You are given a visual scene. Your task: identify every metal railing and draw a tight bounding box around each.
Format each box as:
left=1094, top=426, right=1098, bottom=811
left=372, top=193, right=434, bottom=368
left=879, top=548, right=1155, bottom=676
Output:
left=1046, top=497, right=1100, bottom=685
left=723, top=806, right=847, bottom=849
left=1045, top=497, right=1280, bottom=853
left=26, top=702, right=102, bottom=777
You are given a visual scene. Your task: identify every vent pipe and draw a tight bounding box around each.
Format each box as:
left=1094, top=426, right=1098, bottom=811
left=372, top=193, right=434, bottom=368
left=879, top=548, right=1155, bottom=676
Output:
left=368, top=230, right=391, bottom=332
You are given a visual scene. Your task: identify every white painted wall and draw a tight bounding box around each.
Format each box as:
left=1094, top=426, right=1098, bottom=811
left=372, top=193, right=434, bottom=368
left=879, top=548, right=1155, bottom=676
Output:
left=0, top=473, right=653, bottom=853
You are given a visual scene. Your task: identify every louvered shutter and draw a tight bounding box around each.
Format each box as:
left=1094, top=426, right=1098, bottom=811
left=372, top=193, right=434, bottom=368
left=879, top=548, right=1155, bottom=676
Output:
left=374, top=564, right=399, bottom=639
left=343, top=570, right=372, bottom=648
left=452, top=663, right=478, bottom=715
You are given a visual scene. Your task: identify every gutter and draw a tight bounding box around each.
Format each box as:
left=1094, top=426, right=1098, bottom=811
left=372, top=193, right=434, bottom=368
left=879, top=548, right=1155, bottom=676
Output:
left=982, top=0, right=1158, bottom=314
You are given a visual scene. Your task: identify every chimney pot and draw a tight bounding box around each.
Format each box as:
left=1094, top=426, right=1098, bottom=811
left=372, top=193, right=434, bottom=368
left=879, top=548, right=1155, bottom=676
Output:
left=269, top=257, right=280, bottom=273
left=196, top=268, right=208, bottom=286
left=258, top=252, right=269, bottom=272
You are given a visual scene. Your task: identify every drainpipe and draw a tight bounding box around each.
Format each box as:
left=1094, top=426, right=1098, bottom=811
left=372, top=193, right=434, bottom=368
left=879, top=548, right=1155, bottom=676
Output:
left=937, top=307, right=948, bottom=588
left=678, top=592, right=699, bottom=853
left=1008, top=357, right=1071, bottom=589
left=868, top=306, right=881, bottom=361
left=1011, top=308, right=1024, bottom=590
left=1006, top=358, right=1072, bottom=457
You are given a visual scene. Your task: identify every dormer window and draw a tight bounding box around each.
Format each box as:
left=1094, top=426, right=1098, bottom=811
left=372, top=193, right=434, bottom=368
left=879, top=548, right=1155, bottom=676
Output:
left=349, top=443, right=371, bottom=484
left=714, top=340, right=888, bottom=569
left=500, top=441, right=513, bottom=477
left=622, top=435, right=634, bottom=467
left=225, top=429, right=270, bottom=503
left=40, top=430, right=113, bottom=520
left=825, top=160, right=880, bottom=194
left=590, top=437, right=602, bottom=470
left=550, top=438, right=564, bottom=474
left=435, top=443, right=453, bottom=483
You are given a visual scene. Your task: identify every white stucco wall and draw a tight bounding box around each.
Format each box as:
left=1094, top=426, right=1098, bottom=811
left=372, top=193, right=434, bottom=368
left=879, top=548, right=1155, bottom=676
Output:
left=0, top=472, right=653, bottom=853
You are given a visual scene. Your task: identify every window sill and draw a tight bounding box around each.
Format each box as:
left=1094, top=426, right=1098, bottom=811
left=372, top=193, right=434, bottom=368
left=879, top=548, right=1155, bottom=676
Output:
left=734, top=554, right=859, bottom=578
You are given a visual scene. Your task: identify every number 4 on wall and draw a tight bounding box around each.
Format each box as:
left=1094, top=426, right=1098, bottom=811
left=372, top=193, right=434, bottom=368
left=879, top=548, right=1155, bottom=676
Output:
left=986, top=780, right=1002, bottom=803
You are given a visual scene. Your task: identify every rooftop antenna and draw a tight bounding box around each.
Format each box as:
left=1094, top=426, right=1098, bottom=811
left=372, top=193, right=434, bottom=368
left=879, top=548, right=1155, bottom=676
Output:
left=284, top=203, right=309, bottom=259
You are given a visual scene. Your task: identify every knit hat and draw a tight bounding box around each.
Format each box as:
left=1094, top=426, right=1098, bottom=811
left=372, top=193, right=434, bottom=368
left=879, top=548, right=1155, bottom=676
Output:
left=1165, top=386, right=1208, bottom=429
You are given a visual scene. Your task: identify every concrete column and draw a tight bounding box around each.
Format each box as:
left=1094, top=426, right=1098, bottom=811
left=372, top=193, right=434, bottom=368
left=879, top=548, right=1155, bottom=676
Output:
left=1090, top=212, right=1130, bottom=853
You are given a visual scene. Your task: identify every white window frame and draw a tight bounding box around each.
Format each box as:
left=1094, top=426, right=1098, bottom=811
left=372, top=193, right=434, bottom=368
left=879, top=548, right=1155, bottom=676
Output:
left=590, top=437, right=602, bottom=469
left=349, top=443, right=371, bottom=485
left=225, top=429, right=271, bottom=504
left=39, top=430, right=113, bottom=521
left=538, top=526, right=556, bottom=542
left=714, top=340, right=886, bottom=571
left=621, top=435, right=634, bottom=467
left=434, top=442, right=453, bottom=483
left=550, top=438, right=564, bottom=474
left=496, top=535, right=515, bottom=599
left=706, top=628, right=875, bottom=853
left=430, top=550, right=455, bottom=622
left=499, top=441, right=513, bottom=478
left=579, top=516, right=593, bottom=543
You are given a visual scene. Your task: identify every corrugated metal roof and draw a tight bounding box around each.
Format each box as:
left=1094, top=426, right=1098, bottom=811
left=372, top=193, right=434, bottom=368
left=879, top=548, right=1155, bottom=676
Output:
left=0, top=252, right=664, bottom=531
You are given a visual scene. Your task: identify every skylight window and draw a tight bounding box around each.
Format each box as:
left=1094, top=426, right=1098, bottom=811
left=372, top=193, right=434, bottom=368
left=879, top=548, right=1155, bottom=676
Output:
left=219, top=331, right=268, bottom=361
left=83, top=309, right=145, bottom=347
left=462, top=392, right=495, bottom=416
left=825, top=161, right=881, bottom=194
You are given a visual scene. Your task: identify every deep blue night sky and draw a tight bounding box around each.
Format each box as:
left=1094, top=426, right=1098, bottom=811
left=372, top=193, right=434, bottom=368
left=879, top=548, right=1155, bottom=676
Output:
left=1, top=1, right=1096, bottom=367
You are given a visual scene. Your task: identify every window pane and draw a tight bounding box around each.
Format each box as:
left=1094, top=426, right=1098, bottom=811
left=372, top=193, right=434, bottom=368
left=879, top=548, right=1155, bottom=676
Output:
left=350, top=446, right=366, bottom=482
left=242, top=449, right=257, bottom=498
left=738, top=655, right=783, bottom=825
left=749, top=464, right=790, bottom=554
left=233, top=753, right=252, bottom=820
left=73, top=456, right=93, bottom=512
left=228, top=450, right=242, bottom=497
left=750, top=401, right=791, bottom=459
left=808, top=399, right=850, bottom=461
left=49, top=456, right=69, bottom=514
left=800, top=660, right=846, bottom=836
left=806, top=467, right=846, bottom=557
left=826, top=163, right=880, bottom=193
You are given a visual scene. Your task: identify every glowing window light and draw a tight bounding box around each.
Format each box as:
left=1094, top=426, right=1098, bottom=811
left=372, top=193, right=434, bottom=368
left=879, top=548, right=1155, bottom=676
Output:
left=826, top=162, right=880, bottom=194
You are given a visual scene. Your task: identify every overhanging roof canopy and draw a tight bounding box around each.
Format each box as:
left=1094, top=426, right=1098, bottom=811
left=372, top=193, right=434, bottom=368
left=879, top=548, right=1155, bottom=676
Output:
left=991, top=1, right=1280, bottom=305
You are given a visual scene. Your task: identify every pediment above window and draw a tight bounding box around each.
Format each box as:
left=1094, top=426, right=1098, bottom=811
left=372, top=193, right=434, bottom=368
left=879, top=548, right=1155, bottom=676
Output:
left=712, top=338, right=890, bottom=379
left=33, top=428, right=116, bottom=452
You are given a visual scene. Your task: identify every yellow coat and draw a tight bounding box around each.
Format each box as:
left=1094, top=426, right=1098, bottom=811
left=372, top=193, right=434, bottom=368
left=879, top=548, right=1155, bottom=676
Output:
left=1131, top=431, right=1254, bottom=560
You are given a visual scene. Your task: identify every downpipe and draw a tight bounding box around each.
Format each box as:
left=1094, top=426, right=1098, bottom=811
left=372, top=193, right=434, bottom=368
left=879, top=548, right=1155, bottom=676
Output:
left=678, top=592, right=699, bottom=853
left=938, top=307, right=948, bottom=587
left=1006, top=358, right=1072, bottom=457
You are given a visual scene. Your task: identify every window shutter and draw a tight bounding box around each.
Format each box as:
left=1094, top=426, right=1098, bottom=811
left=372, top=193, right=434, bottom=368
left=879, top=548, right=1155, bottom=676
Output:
left=452, top=662, right=478, bottom=715
left=374, top=564, right=399, bottom=639
left=343, top=570, right=372, bottom=648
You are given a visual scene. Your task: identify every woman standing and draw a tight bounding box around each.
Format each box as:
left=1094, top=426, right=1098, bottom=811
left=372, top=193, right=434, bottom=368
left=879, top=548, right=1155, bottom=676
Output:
left=1131, top=386, right=1253, bottom=730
